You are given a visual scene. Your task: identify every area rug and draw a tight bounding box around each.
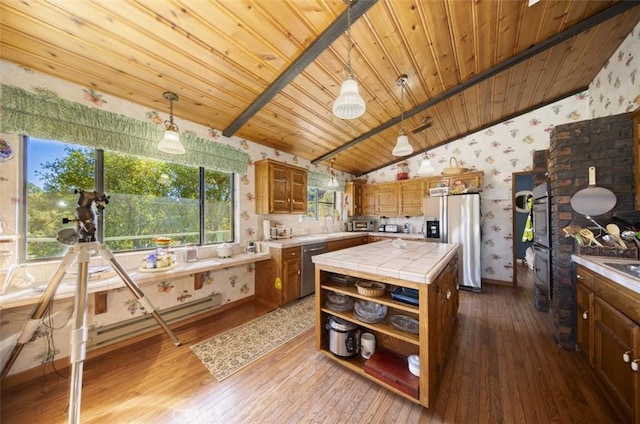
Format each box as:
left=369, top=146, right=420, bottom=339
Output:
left=190, top=295, right=315, bottom=381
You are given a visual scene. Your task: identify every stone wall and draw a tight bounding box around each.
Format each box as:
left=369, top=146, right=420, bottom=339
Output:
left=549, top=112, right=638, bottom=349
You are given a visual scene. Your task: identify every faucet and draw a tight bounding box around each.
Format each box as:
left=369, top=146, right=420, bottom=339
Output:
left=324, top=214, right=334, bottom=234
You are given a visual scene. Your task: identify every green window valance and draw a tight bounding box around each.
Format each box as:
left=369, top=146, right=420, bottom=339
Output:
left=307, top=171, right=344, bottom=191
left=0, top=84, right=248, bottom=174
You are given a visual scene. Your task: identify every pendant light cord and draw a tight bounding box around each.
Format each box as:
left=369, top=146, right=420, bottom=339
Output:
left=345, top=1, right=353, bottom=77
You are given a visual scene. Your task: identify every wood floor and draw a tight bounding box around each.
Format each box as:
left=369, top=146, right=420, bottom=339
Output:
left=1, top=265, right=623, bottom=423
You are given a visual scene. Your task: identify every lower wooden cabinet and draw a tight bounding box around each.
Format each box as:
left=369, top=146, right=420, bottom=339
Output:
left=255, top=246, right=301, bottom=307
left=327, top=236, right=368, bottom=252
left=575, top=264, right=640, bottom=424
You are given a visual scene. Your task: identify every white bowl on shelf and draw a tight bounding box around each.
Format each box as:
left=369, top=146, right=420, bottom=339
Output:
left=408, top=354, right=420, bottom=377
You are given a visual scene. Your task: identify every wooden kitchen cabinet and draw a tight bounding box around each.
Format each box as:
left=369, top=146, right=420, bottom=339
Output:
left=255, top=159, right=307, bottom=214
left=576, top=265, right=595, bottom=364
left=327, top=236, right=368, bottom=252
left=315, top=251, right=459, bottom=407
left=376, top=183, right=398, bottom=216
left=255, top=246, right=301, bottom=307
left=344, top=180, right=365, bottom=217
left=398, top=179, right=424, bottom=216
left=362, top=184, right=377, bottom=216
left=575, top=264, right=640, bottom=423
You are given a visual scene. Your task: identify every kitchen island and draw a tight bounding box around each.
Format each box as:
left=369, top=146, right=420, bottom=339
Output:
left=312, top=240, right=460, bottom=408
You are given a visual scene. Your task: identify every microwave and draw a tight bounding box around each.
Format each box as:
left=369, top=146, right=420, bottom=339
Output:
left=352, top=220, right=373, bottom=232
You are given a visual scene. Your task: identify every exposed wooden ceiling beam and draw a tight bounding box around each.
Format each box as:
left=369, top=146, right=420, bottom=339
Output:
left=222, top=0, right=378, bottom=138
left=311, top=0, right=640, bottom=166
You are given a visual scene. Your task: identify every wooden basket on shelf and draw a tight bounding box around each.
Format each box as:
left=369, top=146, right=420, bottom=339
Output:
left=441, top=157, right=469, bottom=175
left=355, top=280, right=386, bottom=297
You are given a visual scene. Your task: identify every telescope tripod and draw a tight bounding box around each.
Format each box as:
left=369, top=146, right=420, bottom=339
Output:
left=1, top=241, right=181, bottom=424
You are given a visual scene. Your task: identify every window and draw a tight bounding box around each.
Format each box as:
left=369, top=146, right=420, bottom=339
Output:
left=25, top=138, right=233, bottom=260
left=305, top=187, right=338, bottom=220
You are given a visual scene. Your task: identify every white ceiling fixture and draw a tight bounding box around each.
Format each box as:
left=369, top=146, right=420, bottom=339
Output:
left=332, top=0, right=365, bottom=120
left=417, top=118, right=435, bottom=175
left=157, top=91, right=186, bottom=155
left=328, top=158, right=339, bottom=188
left=392, top=74, right=413, bottom=157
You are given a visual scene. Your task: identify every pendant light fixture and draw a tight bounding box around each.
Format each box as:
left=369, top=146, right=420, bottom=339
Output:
left=417, top=118, right=435, bottom=175
left=392, top=74, right=413, bottom=157
left=157, top=91, right=186, bottom=155
left=328, top=158, right=339, bottom=188
left=332, top=0, right=365, bottom=120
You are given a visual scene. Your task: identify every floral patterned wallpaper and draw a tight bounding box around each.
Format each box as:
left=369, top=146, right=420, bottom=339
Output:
left=361, top=20, right=640, bottom=285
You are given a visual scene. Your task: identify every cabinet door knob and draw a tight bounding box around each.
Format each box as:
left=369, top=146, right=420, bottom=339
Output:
left=576, top=274, right=583, bottom=280
left=582, top=311, right=588, bottom=320
left=445, top=288, right=451, bottom=300
left=632, top=359, right=639, bottom=372
left=623, top=351, right=631, bottom=363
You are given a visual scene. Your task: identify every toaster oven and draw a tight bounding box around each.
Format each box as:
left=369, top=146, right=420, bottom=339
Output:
left=352, top=220, right=373, bottom=232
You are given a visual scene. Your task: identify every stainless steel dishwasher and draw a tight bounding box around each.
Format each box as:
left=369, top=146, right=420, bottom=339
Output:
left=301, top=242, right=328, bottom=297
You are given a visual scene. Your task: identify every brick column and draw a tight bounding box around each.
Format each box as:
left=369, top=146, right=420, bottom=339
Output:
left=548, top=113, right=637, bottom=349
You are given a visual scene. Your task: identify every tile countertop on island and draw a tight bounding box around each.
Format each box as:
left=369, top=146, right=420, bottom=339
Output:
left=0, top=252, right=271, bottom=309
left=262, top=231, right=424, bottom=249
left=312, top=240, right=458, bottom=284
left=572, top=254, right=640, bottom=295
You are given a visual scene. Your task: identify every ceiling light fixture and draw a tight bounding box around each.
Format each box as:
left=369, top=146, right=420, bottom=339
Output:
left=332, top=0, right=365, bottom=120
left=157, top=91, right=185, bottom=155
left=392, top=74, right=413, bottom=157
left=328, top=158, right=339, bottom=188
left=417, top=118, right=435, bottom=175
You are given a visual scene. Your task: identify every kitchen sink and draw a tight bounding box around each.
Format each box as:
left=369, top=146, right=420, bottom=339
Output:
left=603, top=262, right=640, bottom=279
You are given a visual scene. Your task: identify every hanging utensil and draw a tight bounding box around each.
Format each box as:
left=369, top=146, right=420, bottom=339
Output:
left=605, top=224, right=626, bottom=248
left=570, top=167, right=617, bottom=216
left=579, top=228, right=602, bottom=247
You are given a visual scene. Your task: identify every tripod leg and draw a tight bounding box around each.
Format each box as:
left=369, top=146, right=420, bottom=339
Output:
left=1, top=246, right=77, bottom=378
left=68, top=245, right=91, bottom=424
left=96, top=244, right=181, bottom=346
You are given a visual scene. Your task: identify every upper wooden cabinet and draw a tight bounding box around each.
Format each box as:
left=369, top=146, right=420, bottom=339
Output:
left=255, top=159, right=307, bottom=214
left=344, top=180, right=365, bottom=217
left=376, top=183, right=399, bottom=216
left=362, top=184, right=377, bottom=216
left=398, top=179, right=424, bottom=216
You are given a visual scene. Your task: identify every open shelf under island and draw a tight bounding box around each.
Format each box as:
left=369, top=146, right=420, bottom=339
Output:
left=312, top=240, right=460, bottom=408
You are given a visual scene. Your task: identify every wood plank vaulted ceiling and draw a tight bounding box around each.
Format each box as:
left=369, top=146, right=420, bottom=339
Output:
left=1, top=0, right=639, bottom=176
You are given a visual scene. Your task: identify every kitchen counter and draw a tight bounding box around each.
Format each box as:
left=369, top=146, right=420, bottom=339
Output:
left=263, top=231, right=424, bottom=249
left=0, top=252, right=271, bottom=309
left=312, top=240, right=458, bottom=284
left=572, top=254, right=640, bottom=295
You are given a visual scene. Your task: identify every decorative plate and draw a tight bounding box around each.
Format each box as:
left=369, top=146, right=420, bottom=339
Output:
left=388, top=314, right=419, bottom=334
left=0, top=139, right=14, bottom=161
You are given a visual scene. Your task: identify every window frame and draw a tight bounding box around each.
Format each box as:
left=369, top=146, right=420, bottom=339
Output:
left=22, top=137, right=235, bottom=262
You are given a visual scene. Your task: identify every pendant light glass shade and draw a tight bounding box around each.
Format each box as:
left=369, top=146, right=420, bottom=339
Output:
left=392, top=130, right=413, bottom=156
left=327, top=158, right=339, bottom=187
left=418, top=154, right=435, bottom=175
left=333, top=77, right=365, bottom=119
left=392, top=74, right=412, bottom=156
left=333, top=0, right=365, bottom=120
left=158, top=91, right=186, bottom=155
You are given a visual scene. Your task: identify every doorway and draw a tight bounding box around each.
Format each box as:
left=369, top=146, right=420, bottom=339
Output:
left=512, top=171, right=534, bottom=286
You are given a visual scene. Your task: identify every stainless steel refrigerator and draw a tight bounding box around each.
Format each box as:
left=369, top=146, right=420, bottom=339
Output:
left=423, top=193, right=481, bottom=292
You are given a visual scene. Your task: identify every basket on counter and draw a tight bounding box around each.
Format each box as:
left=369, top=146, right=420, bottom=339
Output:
left=355, top=280, right=386, bottom=297
left=577, top=241, right=639, bottom=260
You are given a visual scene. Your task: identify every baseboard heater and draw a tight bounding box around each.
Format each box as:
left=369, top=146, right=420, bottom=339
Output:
left=87, top=293, right=221, bottom=349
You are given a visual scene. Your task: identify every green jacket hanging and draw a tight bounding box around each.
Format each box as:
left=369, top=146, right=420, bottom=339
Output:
left=522, top=196, right=533, bottom=242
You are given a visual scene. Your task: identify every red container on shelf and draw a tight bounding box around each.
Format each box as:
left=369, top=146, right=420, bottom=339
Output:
left=364, top=349, right=419, bottom=398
